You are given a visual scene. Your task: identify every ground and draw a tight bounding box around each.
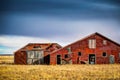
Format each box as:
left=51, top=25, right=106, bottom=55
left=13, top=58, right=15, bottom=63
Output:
left=0, top=56, right=120, bottom=80
left=0, top=56, right=13, bottom=64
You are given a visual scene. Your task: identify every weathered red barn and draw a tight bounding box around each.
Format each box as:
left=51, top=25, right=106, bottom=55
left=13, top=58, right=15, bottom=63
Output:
left=14, top=43, right=62, bottom=64
left=50, top=32, right=120, bottom=64
left=14, top=32, right=120, bottom=65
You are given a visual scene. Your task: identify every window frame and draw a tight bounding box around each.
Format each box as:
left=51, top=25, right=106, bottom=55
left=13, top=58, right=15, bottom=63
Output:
left=103, top=40, right=107, bottom=45
left=34, top=51, right=40, bottom=58
left=65, top=54, right=69, bottom=58
left=67, top=47, right=72, bottom=54
left=27, top=50, right=44, bottom=64
left=78, top=52, right=82, bottom=56
left=27, top=51, right=34, bottom=58
left=88, top=39, right=96, bottom=49
left=102, top=52, right=107, bottom=57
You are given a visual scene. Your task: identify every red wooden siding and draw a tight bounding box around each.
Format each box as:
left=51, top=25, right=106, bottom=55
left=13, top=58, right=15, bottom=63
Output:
left=50, top=33, right=120, bottom=64
left=14, top=43, right=62, bottom=64
left=14, top=32, right=120, bottom=65
left=14, top=51, right=27, bottom=64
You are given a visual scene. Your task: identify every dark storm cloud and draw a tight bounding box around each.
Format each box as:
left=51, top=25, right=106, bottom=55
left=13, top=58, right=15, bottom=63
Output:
left=0, top=0, right=120, bottom=55
left=0, top=0, right=120, bottom=37
left=0, top=0, right=120, bottom=19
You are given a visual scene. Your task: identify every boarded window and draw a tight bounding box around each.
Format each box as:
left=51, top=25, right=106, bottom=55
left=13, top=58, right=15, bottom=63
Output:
left=89, top=39, right=96, bottom=49
left=27, top=59, right=33, bottom=64
left=78, top=52, right=81, bottom=56
left=27, top=51, right=43, bottom=58
left=103, top=40, right=107, bottom=45
left=27, top=51, right=44, bottom=64
left=27, top=51, right=34, bottom=58
left=34, top=51, right=40, bottom=58
left=65, top=54, right=69, bottom=58
left=39, top=51, right=44, bottom=58
left=102, top=52, right=107, bottom=57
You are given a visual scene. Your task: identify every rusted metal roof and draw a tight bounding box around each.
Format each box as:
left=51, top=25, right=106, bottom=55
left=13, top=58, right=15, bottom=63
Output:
left=14, top=43, right=61, bottom=53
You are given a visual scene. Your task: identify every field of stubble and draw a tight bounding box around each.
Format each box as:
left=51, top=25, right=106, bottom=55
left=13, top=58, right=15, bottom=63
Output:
left=0, top=56, right=120, bottom=80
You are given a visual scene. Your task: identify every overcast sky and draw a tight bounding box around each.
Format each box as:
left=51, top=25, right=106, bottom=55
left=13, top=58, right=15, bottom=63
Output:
left=0, top=0, right=120, bottom=54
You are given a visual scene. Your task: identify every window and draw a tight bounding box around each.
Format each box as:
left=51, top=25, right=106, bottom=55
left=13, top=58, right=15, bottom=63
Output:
left=34, top=51, right=40, bottom=58
left=67, top=47, right=71, bottom=54
left=89, top=39, right=96, bottom=49
left=103, top=40, right=107, bottom=45
left=102, top=52, right=107, bottom=57
left=27, top=51, right=44, bottom=64
left=33, top=46, right=41, bottom=49
left=39, top=51, right=44, bottom=58
left=27, top=51, right=43, bottom=58
left=27, top=59, right=33, bottom=64
left=27, top=51, right=34, bottom=58
left=65, top=54, right=69, bottom=58
left=78, top=52, right=81, bottom=56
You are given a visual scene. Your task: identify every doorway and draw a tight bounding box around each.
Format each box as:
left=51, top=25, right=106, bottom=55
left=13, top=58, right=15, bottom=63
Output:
left=89, top=54, right=95, bottom=64
left=109, top=55, right=115, bottom=64
left=57, top=55, right=61, bottom=64
left=44, top=55, right=50, bottom=65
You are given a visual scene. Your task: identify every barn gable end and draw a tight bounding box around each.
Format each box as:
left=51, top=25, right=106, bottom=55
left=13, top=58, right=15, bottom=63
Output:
left=14, top=43, right=62, bottom=64
left=50, top=32, right=120, bottom=64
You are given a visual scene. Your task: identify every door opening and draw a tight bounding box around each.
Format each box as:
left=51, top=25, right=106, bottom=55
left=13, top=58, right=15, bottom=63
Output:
left=44, top=55, right=50, bottom=65
left=89, top=54, right=95, bottom=64
left=57, top=55, right=61, bottom=64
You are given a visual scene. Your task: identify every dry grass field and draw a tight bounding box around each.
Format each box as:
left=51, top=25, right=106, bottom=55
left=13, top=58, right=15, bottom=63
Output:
left=0, top=56, right=14, bottom=64
left=0, top=56, right=120, bottom=80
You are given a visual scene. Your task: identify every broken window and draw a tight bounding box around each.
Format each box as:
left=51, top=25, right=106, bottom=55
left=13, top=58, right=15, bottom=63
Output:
left=78, top=52, right=81, bottom=56
left=33, top=46, right=41, bottom=49
left=89, top=39, right=96, bottom=49
left=65, top=54, right=69, bottom=58
left=102, top=52, right=107, bottom=57
left=34, top=51, right=40, bottom=58
left=27, top=51, right=34, bottom=58
left=27, top=51, right=44, bottom=64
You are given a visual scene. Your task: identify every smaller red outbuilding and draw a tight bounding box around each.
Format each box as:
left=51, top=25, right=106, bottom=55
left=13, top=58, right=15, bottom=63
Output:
left=14, top=43, right=62, bottom=64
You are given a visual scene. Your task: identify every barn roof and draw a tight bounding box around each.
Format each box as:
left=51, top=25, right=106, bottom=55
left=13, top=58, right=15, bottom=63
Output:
left=51, top=32, right=120, bottom=54
left=14, top=43, right=61, bottom=53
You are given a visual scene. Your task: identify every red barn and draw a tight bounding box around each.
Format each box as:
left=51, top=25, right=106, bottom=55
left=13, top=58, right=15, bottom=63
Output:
left=50, top=32, right=120, bottom=64
left=14, top=43, right=62, bottom=64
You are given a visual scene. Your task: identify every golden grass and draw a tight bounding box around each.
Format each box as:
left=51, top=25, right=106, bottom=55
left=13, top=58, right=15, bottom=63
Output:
left=0, top=64, right=120, bottom=80
left=0, top=56, right=14, bottom=64
left=0, top=56, right=120, bottom=80
left=0, top=56, right=13, bottom=60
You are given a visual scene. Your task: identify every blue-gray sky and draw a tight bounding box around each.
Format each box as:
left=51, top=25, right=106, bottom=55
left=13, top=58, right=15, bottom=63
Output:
left=0, top=0, right=120, bottom=54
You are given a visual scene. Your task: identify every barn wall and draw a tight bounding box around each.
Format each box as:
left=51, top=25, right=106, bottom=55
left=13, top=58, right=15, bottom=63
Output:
left=50, top=53, right=56, bottom=65
left=95, top=35, right=120, bottom=64
left=14, top=51, right=27, bottom=64
left=50, top=34, right=120, bottom=64
left=14, top=43, right=62, bottom=65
